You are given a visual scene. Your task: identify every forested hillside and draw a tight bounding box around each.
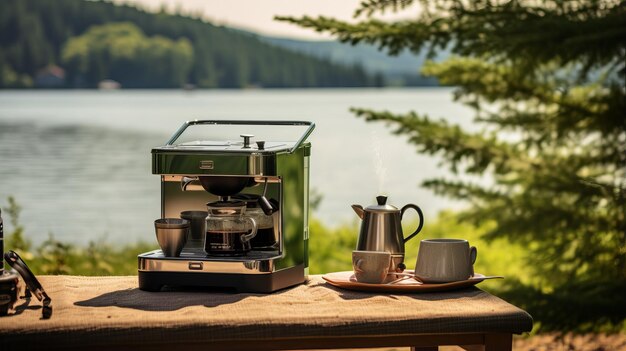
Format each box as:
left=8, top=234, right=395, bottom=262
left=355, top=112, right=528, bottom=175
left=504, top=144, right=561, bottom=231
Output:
left=261, top=36, right=441, bottom=87
left=0, top=0, right=382, bottom=89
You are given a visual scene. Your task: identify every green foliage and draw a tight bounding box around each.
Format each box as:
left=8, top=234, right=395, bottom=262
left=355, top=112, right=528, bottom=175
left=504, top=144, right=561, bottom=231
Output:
left=4, top=196, right=33, bottom=258
left=497, top=277, right=626, bottom=333
left=61, top=22, right=194, bottom=88
left=2, top=196, right=158, bottom=275
left=279, top=0, right=626, bottom=332
left=37, top=234, right=75, bottom=275
left=403, top=211, right=532, bottom=287
left=308, top=218, right=358, bottom=274
left=6, top=235, right=157, bottom=276
left=0, top=0, right=381, bottom=88
left=0, top=62, right=33, bottom=88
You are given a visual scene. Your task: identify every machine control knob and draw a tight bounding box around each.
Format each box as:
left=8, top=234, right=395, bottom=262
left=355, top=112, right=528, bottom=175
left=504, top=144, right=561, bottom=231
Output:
left=240, top=134, right=254, bottom=148
left=256, top=140, right=265, bottom=150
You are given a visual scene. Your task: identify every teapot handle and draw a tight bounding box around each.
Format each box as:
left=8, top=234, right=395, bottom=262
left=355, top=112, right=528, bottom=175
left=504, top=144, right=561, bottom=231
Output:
left=401, top=204, right=424, bottom=243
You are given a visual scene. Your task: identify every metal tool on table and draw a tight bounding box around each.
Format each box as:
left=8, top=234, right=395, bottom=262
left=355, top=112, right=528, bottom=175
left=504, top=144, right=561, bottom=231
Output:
left=0, top=210, right=52, bottom=319
left=4, top=251, right=52, bottom=319
left=138, top=120, right=314, bottom=293
left=352, top=195, right=424, bottom=273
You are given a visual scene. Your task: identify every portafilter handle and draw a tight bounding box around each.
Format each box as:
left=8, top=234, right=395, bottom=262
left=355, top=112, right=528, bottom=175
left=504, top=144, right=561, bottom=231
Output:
left=258, top=196, right=275, bottom=216
left=181, top=176, right=199, bottom=191
left=259, top=178, right=277, bottom=215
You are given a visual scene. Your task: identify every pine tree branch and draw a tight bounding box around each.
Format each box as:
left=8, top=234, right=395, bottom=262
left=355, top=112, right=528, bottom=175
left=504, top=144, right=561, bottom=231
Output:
left=354, top=0, right=415, bottom=18
left=422, top=58, right=626, bottom=140
left=276, top=1, right=626, bottom=72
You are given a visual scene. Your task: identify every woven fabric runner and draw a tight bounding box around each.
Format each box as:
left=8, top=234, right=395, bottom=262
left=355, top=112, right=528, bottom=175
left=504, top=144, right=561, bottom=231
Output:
left=0, top=275, right=532, bottom=349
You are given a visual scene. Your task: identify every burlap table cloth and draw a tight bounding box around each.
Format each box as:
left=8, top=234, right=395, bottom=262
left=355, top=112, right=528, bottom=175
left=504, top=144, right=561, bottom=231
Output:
left=0, top=275, right=532, bottom=350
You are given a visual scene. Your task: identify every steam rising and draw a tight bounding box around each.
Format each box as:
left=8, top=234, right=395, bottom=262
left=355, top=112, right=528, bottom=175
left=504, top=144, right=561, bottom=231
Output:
left=371, top=130, right=388, bottom=195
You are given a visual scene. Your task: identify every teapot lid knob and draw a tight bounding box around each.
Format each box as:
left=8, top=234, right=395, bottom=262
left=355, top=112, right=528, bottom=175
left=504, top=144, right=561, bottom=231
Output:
left=376, top=195, right=388, bottom=205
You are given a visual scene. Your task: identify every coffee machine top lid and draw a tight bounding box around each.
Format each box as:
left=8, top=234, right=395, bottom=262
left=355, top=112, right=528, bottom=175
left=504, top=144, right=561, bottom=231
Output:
left=153, top=120, right=315, bottom=155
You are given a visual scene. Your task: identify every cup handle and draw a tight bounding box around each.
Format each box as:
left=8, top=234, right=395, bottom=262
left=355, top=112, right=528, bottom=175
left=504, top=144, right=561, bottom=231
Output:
left=469, top=246, right=477, bottom=277
left=354, top=259, right=365, bottom=273
left=241, top=217, right=258, bottom=243
left=401, top=204, right=424, bottom=243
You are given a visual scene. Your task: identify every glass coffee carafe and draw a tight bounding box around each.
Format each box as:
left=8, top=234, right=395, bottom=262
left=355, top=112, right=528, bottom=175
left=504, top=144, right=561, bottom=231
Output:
left=232, top=194, right=276, bottom=249
left=205, top=200, right=258, bottom=256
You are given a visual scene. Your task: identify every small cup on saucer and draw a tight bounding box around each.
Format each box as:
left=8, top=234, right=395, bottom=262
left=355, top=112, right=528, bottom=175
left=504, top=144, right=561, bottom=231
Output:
left=352, top=251, right=391, bottom=284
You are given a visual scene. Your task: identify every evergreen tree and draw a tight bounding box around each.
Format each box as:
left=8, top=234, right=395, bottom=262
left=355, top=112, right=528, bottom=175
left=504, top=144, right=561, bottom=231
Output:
left=279, top=0, right=626, bottom=331
left=0, top=0, right=381, bottom=88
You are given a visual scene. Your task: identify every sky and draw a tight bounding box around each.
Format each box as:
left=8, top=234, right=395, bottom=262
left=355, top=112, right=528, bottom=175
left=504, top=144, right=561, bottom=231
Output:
left=113, top=0, right=413, bottom=40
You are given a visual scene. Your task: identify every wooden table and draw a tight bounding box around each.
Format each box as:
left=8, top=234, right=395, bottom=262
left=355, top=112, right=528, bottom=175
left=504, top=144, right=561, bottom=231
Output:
left=0, top=275, right=533, bottom=351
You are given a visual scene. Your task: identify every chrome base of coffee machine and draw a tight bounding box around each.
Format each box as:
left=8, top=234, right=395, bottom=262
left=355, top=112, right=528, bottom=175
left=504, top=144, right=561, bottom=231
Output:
left=137, top=249, right=305, bottom=293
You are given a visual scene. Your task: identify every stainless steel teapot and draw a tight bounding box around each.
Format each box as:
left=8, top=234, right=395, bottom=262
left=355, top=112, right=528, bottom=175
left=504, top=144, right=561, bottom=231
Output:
left=352, top=195, right=424, bottom=272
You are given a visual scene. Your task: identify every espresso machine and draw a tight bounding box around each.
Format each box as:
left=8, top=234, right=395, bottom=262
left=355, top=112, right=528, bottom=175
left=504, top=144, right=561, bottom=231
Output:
left=138, top=120, right=314, bottom=292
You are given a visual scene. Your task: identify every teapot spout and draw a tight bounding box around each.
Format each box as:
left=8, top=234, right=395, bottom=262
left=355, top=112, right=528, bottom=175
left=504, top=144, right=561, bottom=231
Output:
left=351, top=204, right=365, bottom=219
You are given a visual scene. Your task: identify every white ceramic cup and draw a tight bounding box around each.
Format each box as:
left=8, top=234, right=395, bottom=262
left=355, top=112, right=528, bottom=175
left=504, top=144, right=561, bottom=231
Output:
left=414, top=239, right=477, bottom=283
left=352, top=250, right=391, bottom=284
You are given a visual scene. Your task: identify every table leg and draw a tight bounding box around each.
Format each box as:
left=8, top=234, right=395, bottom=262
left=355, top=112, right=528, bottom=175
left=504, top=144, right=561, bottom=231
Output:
left=484, top=333, right=512, bottom=351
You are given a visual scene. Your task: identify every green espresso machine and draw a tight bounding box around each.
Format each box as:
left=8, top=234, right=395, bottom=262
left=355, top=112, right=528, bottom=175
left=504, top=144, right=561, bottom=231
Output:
left=138, top=120, right=314, bottom=292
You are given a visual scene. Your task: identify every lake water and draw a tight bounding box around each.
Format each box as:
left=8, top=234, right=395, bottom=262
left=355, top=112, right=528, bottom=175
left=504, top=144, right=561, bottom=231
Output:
left=0, top=88, right=475, bottom=245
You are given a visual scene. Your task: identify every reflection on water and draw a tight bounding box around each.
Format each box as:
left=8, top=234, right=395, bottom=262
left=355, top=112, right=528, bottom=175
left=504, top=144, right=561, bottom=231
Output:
left=0, top=89, right=473, bottom=245
left=0, top=121, right=163, bottom=244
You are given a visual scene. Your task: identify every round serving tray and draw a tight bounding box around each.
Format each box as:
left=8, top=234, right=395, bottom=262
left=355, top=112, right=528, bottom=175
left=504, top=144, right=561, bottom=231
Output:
left=322, top=270, right=498, bottom=293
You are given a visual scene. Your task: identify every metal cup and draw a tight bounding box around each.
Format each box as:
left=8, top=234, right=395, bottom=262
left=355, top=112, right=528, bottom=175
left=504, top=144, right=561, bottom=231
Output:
left=180, top=211, right=208, bottom=249
left=154, top=218, right=189, bottom=257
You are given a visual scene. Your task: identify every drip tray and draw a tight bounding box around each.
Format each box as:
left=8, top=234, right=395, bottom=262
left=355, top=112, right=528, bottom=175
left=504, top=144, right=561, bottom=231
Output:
left=138, top=249, right=283, bottom=274
left=142, top=248, right=281, bottom=261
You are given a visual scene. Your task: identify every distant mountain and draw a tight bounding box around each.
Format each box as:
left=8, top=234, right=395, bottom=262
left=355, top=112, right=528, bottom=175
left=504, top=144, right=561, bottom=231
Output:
left=0, top=0, right=381, bottom=89
left=260, top=36, right=446, bottom=86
